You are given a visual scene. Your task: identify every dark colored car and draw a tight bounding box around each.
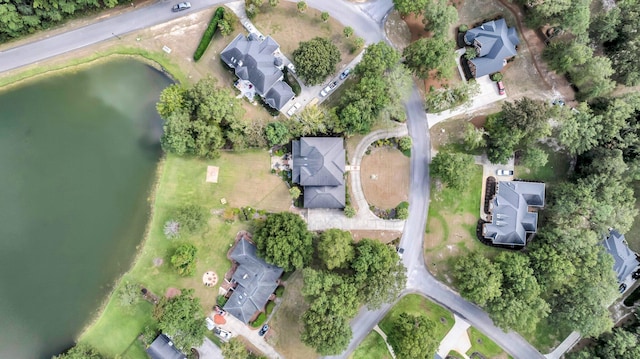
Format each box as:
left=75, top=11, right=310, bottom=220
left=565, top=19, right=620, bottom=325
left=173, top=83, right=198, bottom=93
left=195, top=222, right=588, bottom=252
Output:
left=619, top=283, right=627, bottom=293
left=340, top=68, right=351, bottom=80
left=172, top=2, right=191, bottom=12
left=259, top=324, right=269, bottom=336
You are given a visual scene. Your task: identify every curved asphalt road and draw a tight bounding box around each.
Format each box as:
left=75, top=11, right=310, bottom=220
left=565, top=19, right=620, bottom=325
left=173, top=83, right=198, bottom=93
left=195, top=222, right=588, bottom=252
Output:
left=0, top=1, right=546, bottom=358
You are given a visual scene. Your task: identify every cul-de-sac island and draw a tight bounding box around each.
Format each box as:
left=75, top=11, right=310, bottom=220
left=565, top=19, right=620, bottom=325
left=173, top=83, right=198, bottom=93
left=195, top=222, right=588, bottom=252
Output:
left=1, top=0, right=640, bottom=359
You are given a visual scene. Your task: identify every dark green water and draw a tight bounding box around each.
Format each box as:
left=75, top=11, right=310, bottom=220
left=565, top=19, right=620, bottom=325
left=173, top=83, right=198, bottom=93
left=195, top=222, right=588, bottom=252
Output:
left=0, top=59, right=171, bottom=358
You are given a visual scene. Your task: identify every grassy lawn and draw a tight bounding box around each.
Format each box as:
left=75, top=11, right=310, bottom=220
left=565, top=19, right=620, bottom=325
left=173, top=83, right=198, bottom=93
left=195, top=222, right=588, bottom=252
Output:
left=515, top=143, right=571, bottom=186
left=379, top=294, right=454, bottom=342
left=523, top=316, right=569, bottom=354
left=425, top=165, right=502, bottom=283
left=467, top=327, right=511, bottom=358
left=79, top=151, right=291, bottom=358
left=350, top=331, right=392, bottom=359
left=268, top=271, right=317, bottom=359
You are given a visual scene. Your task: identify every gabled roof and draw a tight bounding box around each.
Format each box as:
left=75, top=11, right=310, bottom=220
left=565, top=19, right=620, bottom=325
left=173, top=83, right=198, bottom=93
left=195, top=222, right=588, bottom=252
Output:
left=292, top=137, right=345, bottom=187
left=304, top=184, right=345, bottom=209
left=602, top=229, right=639, bottom=282
left=223, top=237, right=283, bottom=323
left=146, top=334, right=187, bottom=359
left=220, top=34, right=293, bottom=110
left=464, top=18, right=520, bottom=77
left=484, top=181, right=545, bottom=246
left=264, top=81, right=295, bottom=110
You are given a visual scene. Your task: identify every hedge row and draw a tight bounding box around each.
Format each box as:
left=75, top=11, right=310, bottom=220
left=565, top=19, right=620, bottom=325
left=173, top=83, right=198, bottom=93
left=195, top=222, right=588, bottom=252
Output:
left=194, top=7, right=225, bottom=61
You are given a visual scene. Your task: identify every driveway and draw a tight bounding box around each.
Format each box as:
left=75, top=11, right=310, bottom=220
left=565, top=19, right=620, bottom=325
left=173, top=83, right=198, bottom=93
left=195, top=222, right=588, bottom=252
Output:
left=436, top=315, right=472, bottom=359
left=475, top=154, right=514, bottom=220
left=214, top=312, right=282, bottom=359
left=194, top=337, right=224, bottom=359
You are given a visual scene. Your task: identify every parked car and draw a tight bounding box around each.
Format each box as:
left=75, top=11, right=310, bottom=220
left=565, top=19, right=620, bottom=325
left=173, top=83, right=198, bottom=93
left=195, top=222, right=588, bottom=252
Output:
left=320, top=81, right=338, bottom=97
left=286, top=102, right=301, bottom=116
left=397, top=247, right=405, bottom=259
left=214, top=327, right=231, bottom=341
left=259, top=324, right=269, bottom=336
left=620, top=283, right=628, bottom=293
left=496, top=169, right=513, bottom=176
left=552, top=98, right=565, bottom=106
left=172, top=2, right=191, bottom=12
left=287, top=63, right=296, bottom=74
left=340, top=68, right=351, bottom=80
left=497, top=81, right=505, bottom=95
left=243, top=20, right=255, bottom=33
left=205, top=317, right=215, bottom=330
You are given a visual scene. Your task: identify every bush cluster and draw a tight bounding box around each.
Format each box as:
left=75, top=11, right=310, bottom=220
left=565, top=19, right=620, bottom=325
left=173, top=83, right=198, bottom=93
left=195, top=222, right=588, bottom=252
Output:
left=194, top=7, right=225, bottom=61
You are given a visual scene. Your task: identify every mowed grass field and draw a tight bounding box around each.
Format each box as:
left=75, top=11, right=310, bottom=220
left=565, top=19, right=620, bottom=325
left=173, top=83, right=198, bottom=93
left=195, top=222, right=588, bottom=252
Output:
left=79, top=151, right=290, bottom=358
left=350, top=331, right=392, bottom=359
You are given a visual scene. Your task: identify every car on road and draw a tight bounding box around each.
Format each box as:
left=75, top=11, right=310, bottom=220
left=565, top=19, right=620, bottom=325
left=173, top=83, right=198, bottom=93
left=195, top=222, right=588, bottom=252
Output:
left=320, top=81, right=338, bottom=97
left=397, top=247, right=405, bottom=259
left=287, top=63, right=296, bottom=74
left=497, top=81, right=505, bottom=95
left=496, top=169, right=513, bottom=176
left=340, top=68, right=351, bottom=80
left=172, top=2, right=191, bottom=12
left=259, top=324, right=269, bottom=336
left=287, top=102, right=301, bottom=116
left=214, top=327, right=231, bottom=341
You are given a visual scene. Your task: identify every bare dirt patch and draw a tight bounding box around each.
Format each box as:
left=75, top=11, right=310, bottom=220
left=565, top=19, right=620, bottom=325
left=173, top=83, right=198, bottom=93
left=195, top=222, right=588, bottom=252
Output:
left=361, top=147, right=410, bottom=209
left=383, top=10, right=412, bottom=51
left=350, top=230, right=403, bottom=243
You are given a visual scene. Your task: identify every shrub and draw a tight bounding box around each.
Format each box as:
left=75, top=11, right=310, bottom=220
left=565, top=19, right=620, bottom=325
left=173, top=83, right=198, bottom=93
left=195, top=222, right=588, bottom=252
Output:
left=459, top=24, right=468, bottom=32
left=275, top=286, right=285, bottom=297
left=217, top=294, right=228, bottom=307
left=398, top=136, right=412, bottom=156
left=395, top=201, right=409, bottom=219
left=194, top=7, right=225, bottom=61
left=344, top=206, right=356, bottom=218
left=265, top=301, right=276, bottom=315
left=251, top=312, right=267, bottom=327
left=283, top=68, right=301, bottom=96
left=490, top=72, right=504, bottom=82
left=425, top=81, right=480, bottom=113
left=119, top=281, right=140, bottom=307
left=164, top=220, right=180, bottom=239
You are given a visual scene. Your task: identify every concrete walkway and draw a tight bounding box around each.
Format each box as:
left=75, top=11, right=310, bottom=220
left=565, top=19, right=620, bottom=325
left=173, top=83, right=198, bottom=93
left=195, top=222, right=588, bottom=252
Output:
left=373, top=325, right=396, bottom=359
left=544, top=331, right=580, bottom=359
left=437, top=315, right=472, bottom=359
left=307, top=124, right=409, bottom=231
left=214, top=313, right=283, bottom=359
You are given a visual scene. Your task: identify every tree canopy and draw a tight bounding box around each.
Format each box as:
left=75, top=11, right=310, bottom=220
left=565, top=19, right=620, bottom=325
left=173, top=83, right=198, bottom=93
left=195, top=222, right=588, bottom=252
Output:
left=153, top=289, right=206, bottom=351
left=392, top=0, right=427, bottom=15
left=454, top=252, right=502, bottom=307
left=403, top=36, right=455, bottom=79
left=53, top=344, right=103, bottom=359
left=317, top=229, right=355, bottom=270
left=157, top=77, right=245, bottom=158
left=387, top=313, right=438, bottom=359
left=171, top=243, right=198, bottom=277
left=292, top=37, right=341, bottom=85
left=430, top=150, right=476, bottom=190
left=254, top=212, right=313, bottom=271
left=422, top=0, right=458, bottom=37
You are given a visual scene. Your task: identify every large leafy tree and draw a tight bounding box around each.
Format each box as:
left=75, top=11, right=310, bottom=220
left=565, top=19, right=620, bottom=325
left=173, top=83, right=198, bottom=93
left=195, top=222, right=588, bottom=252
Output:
left=387, top=313, right=438, bottom=359
left=355, top=41, right=401, bottom=77
left=453, top=252, right=502, bottom=307
left=158, top=77, right=244, bottom=158
left=153, top=289, right=206, bottom=351
left=403, top=36, right=455, bottom=79
left=430, top=150, right=476, bottom=190
left=254, top=212, right=313, bottom=271
left=171, top=243, right=198, bottom=277
left=486, top=252, right=550, bottom=334
left=317, top=229, right=355, bottom=270
left=301, top=306, right=352, bottom=355
left=351, top=239, right=407, bottom=309
left=557, top=103, right=603, bottom=155
left=422, top=0, right=458, bottom=37
left=221, top=338, right=249, bottom=359
left=293, top=37, right=341, bottom=85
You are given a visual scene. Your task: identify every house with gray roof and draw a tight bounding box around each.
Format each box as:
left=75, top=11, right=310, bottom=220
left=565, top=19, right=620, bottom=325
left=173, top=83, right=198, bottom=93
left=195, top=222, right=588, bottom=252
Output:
left=464, top=18, right=520, bottom=78
left=483, top=181, right=545, bottom=246
left=602, top=229, right=639, bottom=283
left=146, top=334, right=186, bottom=359
left=292, top=137, right=345, bottom=209
left=223, top=235, right=283, bottom=324
left=220, top=33, right=294, bottom=111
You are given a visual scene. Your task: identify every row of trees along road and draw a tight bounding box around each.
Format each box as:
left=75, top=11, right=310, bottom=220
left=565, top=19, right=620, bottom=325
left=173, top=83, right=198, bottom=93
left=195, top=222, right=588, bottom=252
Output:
left=252, top=214, right=406, bottom=355
left=453, top=93, right=640, bottom=340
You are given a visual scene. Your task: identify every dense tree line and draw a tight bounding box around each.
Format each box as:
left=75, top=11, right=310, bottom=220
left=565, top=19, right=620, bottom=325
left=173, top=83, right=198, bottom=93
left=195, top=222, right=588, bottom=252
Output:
left=455, top=94, right=640, bottom=339
left=335, top=42, right=412, bottom=134
left=0, top=0, right=124, bottom=41
left=157, top=77, right=273, bottom=158
left=567, top=315, right=640, bottom=359
left=152, top=289, right=206, bottom=351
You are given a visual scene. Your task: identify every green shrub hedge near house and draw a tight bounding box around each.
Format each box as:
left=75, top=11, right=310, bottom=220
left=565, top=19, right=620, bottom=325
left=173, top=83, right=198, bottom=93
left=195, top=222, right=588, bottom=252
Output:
left=194, top=7, right=225, bottom=61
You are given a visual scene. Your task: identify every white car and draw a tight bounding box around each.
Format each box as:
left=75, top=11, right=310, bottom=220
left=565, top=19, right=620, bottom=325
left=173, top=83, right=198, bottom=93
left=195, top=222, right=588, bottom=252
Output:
left=287, top=102, right=301, bottom=116
left=172, top=2, right=191, bottom=12
left=287, top=63, right=296, bottom=74
left=214, top=327, right=231, bottom=341
left=320, top=81, right=338, bottom=97
left=205, top=317, right=215, bottom=330
left=496, top=169, right=514, bottom=176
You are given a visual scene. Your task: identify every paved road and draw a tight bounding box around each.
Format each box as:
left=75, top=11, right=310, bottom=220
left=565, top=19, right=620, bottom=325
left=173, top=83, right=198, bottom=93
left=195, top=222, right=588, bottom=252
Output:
left=0, top=1, right=550, bottom=359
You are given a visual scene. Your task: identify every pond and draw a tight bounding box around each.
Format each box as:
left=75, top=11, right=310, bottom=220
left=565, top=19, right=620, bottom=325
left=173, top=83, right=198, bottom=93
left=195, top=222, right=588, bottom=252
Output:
left=0, top=59, right=171, bottom=358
